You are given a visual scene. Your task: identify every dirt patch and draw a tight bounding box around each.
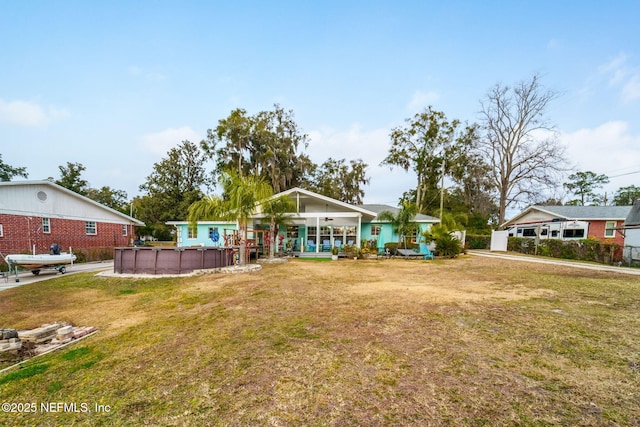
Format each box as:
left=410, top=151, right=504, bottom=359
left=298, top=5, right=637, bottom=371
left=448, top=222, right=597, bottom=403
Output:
left=349, top=280, right=554, bottom=302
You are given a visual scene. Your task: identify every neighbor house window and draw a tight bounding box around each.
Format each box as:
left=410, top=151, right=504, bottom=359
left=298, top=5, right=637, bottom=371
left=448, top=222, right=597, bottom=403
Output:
left=188, top=226, right=197, bottom=239
left=42, top=217, right=50, bottom=233
left=563, top=229, right=585, bottom=238
left=522, top=228, right=537, bottom=237
left=85, top=221, right=97, bottom=235
left=371, top=225, right=381, bottom=237
left=122, top=225, right=128, bottom=236
left=0, top=224, right=3, bottom=237
left=604, top=221, right=616, bottom=238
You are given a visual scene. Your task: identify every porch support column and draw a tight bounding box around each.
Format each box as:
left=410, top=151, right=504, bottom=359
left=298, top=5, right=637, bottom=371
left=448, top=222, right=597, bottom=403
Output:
left=356, top=214, right=362, bottom=248
left=316, top=216, right=320, bottom=253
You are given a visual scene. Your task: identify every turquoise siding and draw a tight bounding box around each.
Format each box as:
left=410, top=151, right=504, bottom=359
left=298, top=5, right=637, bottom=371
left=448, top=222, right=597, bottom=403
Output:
left=180, top=223, right=237, bottom=247
left=176, top=222, right=433, bottom=248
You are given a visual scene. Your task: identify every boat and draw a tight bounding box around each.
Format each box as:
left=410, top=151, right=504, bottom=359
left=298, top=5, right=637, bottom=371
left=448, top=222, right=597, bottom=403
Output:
left=3, top=244, right=76, bottom=282
left=5, top=253, right=77, bottom=270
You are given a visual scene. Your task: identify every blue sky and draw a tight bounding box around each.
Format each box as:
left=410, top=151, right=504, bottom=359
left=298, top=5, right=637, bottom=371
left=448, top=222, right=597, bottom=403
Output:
left=1, top=1, right=639, bottom=210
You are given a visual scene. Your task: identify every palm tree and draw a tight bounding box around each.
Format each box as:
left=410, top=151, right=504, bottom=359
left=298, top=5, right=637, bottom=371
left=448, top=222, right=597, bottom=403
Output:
left=260, top=195, right=296, bottom=259
left=378, top=202, right=419, bottom=250
left=188, top=170, right=272, bottom=266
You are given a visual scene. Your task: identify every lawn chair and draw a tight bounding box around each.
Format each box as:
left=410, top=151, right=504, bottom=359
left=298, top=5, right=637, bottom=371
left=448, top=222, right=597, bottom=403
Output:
left=419, top=242, right=435, bottom=260
left=307, top=240, right=316, bottom=252
left=334, top=239, right=342, bottom=249
left=322, top=240, right=331, bottom=252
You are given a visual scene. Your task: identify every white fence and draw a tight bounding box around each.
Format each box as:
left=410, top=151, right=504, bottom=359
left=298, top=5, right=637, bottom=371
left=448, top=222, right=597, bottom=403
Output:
left=622, top=246, right=640, bottom=267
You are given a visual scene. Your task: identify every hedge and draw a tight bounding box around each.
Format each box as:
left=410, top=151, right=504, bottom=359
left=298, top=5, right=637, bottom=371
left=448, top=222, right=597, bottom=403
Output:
left=507, top=237, right=622, bottom=264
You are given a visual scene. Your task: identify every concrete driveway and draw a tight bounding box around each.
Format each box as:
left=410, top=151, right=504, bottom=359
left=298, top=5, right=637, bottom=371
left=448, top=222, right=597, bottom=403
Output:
left=1, top=261, right=114, bottom=291
left=469, top=250, right=640, bottom=276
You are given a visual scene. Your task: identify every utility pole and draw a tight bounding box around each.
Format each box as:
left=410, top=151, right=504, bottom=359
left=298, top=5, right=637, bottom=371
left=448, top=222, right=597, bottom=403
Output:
left=439, top=159, right=445, bottom=220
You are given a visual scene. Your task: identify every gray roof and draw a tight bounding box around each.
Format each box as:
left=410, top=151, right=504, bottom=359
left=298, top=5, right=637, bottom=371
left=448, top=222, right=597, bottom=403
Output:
left=357, top=204, right=440, bottom=222
left=625, top=202, right=640, bottom=226
left=531, top=205, right=632, bottom=220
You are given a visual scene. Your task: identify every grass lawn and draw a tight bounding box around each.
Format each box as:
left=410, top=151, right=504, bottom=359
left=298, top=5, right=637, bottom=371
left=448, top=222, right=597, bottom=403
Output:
left=0, top=256, right=639, bottom=426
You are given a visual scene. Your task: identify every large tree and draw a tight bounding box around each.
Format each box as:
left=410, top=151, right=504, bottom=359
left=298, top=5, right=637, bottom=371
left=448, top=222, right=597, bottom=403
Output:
left=448, top=152, right=498, bottom=231
left=138, top=140, right=211, bottom=237
left=479, top=73, right=566, bottom=226
left=188, top=170, right=273, bottom=266
left=309, top=158, right=370, bottom=204
left=85, top=186, right=129, bottom=213
left=55, top=161, right=130, bottom=214
left=0, top=154, right=28, bottom=181
left=381, top=106, right=477, bottom=215
left=56, top=162, right=89, bottom=195
left=202, top=104, right=313, bottom=192
left=563, top=171, right=610, bottom=206
left=613, top=185, right=640, bottom=206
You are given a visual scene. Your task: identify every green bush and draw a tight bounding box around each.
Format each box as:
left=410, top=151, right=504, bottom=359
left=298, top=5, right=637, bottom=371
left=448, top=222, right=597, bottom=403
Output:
left=467, top=234, right=491, bottom=250
left=508, top=237, right=622, bottom=265
left=435, top=234, right=463, bottom=258
left=384, top=242, right=398, bottom=255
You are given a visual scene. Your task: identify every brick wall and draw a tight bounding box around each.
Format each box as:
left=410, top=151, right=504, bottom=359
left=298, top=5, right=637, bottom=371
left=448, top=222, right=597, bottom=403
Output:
left=0, top=213, right=131, bottom=256
left=588, top=220, right=625, bottom=245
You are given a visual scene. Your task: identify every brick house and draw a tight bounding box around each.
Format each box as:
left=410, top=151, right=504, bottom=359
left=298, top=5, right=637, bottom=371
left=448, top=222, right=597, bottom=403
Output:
left=502, top=205, right=633, bottom=246
left=0, top=180, right=144, bottom=259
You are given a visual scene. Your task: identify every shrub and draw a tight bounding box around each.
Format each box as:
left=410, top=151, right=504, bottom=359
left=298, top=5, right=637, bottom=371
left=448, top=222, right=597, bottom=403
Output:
left=384, top=242, right=398, bottom=255
left=508, top=237, right=622, bottom=265
left=467, top=234, right=491, bottom=250
left=435, top=233, right=463, bottom=258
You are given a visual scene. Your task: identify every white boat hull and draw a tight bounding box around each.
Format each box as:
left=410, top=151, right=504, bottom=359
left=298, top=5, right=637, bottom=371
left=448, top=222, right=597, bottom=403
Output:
left=5, top=253, right=76, bottom=269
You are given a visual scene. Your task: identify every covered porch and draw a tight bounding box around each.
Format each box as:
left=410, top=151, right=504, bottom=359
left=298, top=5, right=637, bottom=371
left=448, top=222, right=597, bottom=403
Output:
left=252, top=187, right=377, bottom=255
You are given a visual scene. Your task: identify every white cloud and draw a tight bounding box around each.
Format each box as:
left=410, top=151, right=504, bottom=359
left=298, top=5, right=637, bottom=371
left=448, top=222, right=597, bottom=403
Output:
left=560, top=121, right=640, bottom=191
left=307, top=123, right=389, bottom=167
left=140, top=126, right=201, bottom=156
left=622, top=74, right=640, bottom=102
left=0, top=99, right=69, bottom=127
left=599, top=53, right=640, bottom=102
left=307, top=123, right=415, bottom=204
left=547, top=38, right=560, bottom=49
left=406, top=90, right=440, bottom=112
left=128, top=65, right=167, bottom=81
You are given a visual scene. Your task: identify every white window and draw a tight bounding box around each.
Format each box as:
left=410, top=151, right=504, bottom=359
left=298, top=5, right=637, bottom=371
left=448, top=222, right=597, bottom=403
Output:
left=563, top=229, right=585, bottom=238
left=85, top=221, right=97, bottom=235
left=122, top=225, right=128, bottom=236
left=0, top=224, right=3, bottom=237
left=42, top=218, right=51, bottom=233
left=604, top=221, right=616, bottom=238
left=188, top=226, right=197, bottom=239
left=371, top=225, right=381, bottom=237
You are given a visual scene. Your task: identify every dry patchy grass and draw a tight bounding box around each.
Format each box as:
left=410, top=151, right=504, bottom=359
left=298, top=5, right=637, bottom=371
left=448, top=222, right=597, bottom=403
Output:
left=0, top=256, right=639, bottom=426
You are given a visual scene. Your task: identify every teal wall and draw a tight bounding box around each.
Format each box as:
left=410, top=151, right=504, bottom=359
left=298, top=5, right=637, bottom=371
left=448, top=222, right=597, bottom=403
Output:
left=176, top=222, right=433, bottom=248
left=180, top=223, right=237, bottom=247
left=361, top=222, right=432, bottom=247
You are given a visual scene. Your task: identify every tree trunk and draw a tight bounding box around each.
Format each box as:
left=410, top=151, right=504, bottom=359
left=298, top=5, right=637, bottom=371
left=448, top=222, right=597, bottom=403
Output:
left=238, top=222, right=247, bottom=266
left=269, top=219, right=277, bottom=259
left=498, top=187, right=508, bottom=228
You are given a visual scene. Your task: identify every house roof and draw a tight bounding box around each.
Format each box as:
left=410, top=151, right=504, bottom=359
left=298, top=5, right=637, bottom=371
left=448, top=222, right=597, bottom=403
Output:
left=624, top=201, right=640, bottom=227
left=0, top=180, right=145, bottom=226
left=358, top=204, right=441, bottom=223
left=275, top=187, right=378, bottom=217
left=503, top=204, right=633, bottom=227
